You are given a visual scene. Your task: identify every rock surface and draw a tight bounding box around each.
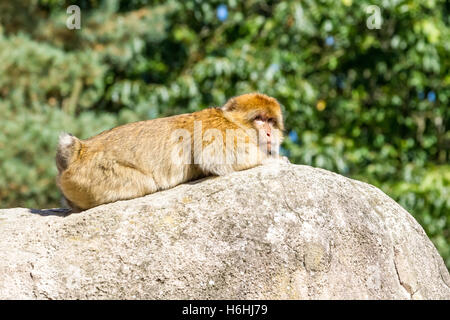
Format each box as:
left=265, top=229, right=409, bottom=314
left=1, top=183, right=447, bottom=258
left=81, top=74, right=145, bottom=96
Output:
left=0, top=161, right=449, bottom=299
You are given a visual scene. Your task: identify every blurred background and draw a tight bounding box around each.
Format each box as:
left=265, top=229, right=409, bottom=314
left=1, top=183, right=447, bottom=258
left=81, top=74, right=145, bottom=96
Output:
left=0, top=0, right=448, bottom=267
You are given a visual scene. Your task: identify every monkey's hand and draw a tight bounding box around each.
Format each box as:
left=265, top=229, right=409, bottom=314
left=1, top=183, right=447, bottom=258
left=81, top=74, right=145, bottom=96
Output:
left=262, top=155, right=290, bottom=166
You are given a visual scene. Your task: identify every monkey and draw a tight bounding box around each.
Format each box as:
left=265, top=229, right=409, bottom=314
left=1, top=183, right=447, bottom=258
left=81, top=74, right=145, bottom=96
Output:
left=56, top=92, right=284, bottom=212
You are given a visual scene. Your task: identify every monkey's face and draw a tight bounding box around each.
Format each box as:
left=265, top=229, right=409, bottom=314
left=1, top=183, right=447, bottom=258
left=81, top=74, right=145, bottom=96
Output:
left=221, top=93, right=285, bottom=156
left=252, top=114, right=283, bottom=156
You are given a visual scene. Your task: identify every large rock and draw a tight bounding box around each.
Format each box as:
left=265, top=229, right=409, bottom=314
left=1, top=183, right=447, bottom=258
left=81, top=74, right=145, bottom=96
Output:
left=0, top=161, right=449, bottom=299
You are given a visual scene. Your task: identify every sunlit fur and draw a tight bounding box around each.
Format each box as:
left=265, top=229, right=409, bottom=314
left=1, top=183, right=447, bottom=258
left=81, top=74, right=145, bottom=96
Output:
left=56, top=93, right=284, bottom=212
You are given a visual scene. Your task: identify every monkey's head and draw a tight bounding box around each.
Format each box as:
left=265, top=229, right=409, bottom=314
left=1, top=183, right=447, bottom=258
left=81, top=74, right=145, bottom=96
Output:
left=222, top=93, right=284, bottom=155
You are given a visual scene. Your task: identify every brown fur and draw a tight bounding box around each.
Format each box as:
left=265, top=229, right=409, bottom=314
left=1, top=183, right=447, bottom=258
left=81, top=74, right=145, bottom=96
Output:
left=56, top=93, right=284, bottom=212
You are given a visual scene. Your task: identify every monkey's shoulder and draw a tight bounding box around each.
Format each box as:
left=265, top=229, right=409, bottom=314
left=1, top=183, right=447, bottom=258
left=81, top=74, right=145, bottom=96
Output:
left=168, top=107, right=233, bottom=128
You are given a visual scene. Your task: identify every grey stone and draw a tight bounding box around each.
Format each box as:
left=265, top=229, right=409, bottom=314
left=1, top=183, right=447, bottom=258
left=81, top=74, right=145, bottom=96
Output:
left=0, top=161, right=449, bottom=299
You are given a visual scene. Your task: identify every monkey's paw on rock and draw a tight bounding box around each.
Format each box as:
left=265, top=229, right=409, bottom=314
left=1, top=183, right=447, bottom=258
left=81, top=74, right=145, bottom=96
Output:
left=0, top=162, right=449, bottom=299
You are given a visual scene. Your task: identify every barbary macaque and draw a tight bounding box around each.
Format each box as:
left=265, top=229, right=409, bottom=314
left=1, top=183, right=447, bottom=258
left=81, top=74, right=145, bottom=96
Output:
left=56, top=93, right=284, bottom=212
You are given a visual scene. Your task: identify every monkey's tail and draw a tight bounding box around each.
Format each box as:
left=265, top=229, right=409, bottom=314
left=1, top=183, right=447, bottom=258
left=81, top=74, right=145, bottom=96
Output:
left=56, top=132, right=82, bottom=173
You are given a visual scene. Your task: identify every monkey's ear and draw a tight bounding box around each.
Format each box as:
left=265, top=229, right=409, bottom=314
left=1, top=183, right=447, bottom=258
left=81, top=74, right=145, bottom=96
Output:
left=221, top=98, right=237, bottom=112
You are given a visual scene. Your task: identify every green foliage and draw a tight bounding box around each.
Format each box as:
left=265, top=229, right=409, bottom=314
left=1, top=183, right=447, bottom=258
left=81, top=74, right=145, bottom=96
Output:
left=0, top=33, right=106, bottom=112
left=0, top=0, right=448, bottom=267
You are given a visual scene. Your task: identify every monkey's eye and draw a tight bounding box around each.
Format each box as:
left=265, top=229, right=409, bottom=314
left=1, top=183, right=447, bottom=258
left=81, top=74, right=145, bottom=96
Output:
left=268, top=118, right=276, bottom=125
left=254, top=115, right=264, bottom=121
